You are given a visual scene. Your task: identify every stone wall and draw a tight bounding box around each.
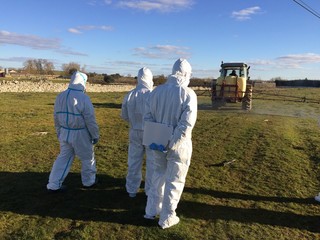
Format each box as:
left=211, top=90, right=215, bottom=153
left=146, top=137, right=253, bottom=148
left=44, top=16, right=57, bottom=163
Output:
left=0, top=80, right=135, bottom=93
left=0, top=79, right=207, bottom=93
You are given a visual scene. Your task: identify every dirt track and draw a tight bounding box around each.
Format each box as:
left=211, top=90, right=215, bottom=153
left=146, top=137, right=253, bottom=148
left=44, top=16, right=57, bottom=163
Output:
left=0, top=80, right=135, bottom=93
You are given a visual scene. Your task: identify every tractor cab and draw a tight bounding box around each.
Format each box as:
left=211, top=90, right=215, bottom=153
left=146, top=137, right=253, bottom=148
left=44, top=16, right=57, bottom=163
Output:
left=211, top=62, right=252, bottom=110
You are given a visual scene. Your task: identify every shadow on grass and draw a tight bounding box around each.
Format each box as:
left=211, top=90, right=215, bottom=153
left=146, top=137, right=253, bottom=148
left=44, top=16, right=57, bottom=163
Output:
left=184, top=187, right=316, bottom=204
left=179, top=200, right=320, bottom=233
left=182, top=187, right=320, bottom=233
left=93, top=103, right=122, bottom=109
left=0, top=171, right=156, bottom=227
left=1, top=171, right=319, bottom=232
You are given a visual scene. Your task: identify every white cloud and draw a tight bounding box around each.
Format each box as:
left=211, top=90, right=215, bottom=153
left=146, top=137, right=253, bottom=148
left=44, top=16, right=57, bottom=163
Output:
left=248, top=59, right=275, bottom=66
left=87, top=0, right=112, bottom=6
left=100, top=60, right=157, bottom=75
left=108, top=60, right=146, bottom=66
left=68, top=25, right=113, bottom=34
left=56, top=49, right=88, bottom=56
left=0, top=57, right=60, bottom=66
left=0, top=57, right=31, bottom=62
left=274, top=53, right=320, bottom=69
left=0, top=30, right=87, bottom=56
left=133, top=44, right=191, bottom=59
left=82, top=25, right=113, bottom=31
left=87, top=0, right=97, bottom=6
left=100, top=26, right=113, bottom=31
left=276, top=53, right=320, bottom=64
left=0, top=30, right=10, bottom=36
left=232, top=6, right=261, bottom=21
left=68, top=28, right=82, bottom=34
left=248, top=53, right=320, bottom=71
left=118, top=0, right=194, bottom=12
left=0, top=30, right=61, bottom=50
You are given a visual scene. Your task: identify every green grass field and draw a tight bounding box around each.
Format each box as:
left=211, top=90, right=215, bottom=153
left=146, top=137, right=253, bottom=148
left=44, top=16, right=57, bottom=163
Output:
left=1, top=87, right=320, bottom=239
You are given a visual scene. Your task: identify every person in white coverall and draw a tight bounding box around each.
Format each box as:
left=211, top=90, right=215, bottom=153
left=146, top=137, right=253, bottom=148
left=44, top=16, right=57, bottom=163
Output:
left=121, top=67, right=154, bottom=197
left=144, top=58, right=197, bottom=229
left=47, top=71, right=99, bottom=192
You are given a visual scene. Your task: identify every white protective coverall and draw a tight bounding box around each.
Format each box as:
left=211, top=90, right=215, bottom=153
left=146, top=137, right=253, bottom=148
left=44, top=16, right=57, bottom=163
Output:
left=144, top=59, right=198, bottom=229
left=47, top=71, right=99, bottom=190
left=121, top=67, right=154, bottom=196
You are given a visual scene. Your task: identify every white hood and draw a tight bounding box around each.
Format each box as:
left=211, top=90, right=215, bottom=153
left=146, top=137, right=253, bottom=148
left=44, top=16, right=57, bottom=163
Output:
left=137, top=67, right=153, bottom=90
left=167, top=58, right=192, bottom=87
left=69, top=71, right=88, bottom=91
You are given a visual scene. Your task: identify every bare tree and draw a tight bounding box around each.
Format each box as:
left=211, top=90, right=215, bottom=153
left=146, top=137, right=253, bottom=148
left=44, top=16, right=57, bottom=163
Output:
left=35, top=59, right=44, bottom=74
left=62, top=62, right=81, bottom=76
left=23, top=59, right=55, bottom=74
left=23, top=59, right=37, bottom=74
left=42, top=59, right=55, bottom=74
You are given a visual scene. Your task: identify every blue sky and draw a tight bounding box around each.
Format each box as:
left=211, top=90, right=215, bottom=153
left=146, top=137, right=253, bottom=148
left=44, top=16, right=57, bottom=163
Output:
left=1, top=0, right=320, bottom=80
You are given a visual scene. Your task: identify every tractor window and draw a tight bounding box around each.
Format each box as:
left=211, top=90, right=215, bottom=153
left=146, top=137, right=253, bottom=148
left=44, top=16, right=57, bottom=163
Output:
left=220, top=69, right=227, bottom=77
left=227, top=69, right=238, bottom=77
left=239, top=69, right=244, bottom=77
left=220, top=68, right=247, bottom=77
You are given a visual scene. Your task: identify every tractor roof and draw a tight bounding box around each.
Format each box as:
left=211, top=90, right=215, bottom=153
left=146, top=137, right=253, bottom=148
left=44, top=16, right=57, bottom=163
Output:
left=221, top=62, right=248, bottom=68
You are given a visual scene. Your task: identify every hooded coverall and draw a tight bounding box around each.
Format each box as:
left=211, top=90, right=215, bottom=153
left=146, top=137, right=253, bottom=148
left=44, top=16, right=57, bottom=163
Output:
left=144, top=59, right=198, bottom=229
left=47, top=71, right=99, bottom=190
left=121, top=67, right=154, bottom=196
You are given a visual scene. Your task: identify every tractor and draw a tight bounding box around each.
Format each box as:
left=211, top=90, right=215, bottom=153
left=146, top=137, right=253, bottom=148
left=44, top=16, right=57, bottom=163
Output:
left=211, top=62, right=252, bottom=110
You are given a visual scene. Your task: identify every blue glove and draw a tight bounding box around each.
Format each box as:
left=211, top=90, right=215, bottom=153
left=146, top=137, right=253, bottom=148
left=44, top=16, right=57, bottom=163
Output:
left=149, top=143, right=166, bottom=152
left=92, top=138, right=99, bottom=145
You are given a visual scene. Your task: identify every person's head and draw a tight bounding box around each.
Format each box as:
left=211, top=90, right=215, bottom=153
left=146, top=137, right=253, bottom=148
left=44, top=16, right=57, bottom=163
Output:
left=230, top=70, right=237, bottom=76
left=69, top=71, right=88, bottom=91
left=171, top=58, right=192, bottom=86
left=137, top=67, right=153, bottom=90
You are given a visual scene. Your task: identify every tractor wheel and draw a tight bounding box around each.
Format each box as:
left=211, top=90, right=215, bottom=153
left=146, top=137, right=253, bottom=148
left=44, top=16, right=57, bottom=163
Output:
left=242, top=85, right=252, bottom=110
